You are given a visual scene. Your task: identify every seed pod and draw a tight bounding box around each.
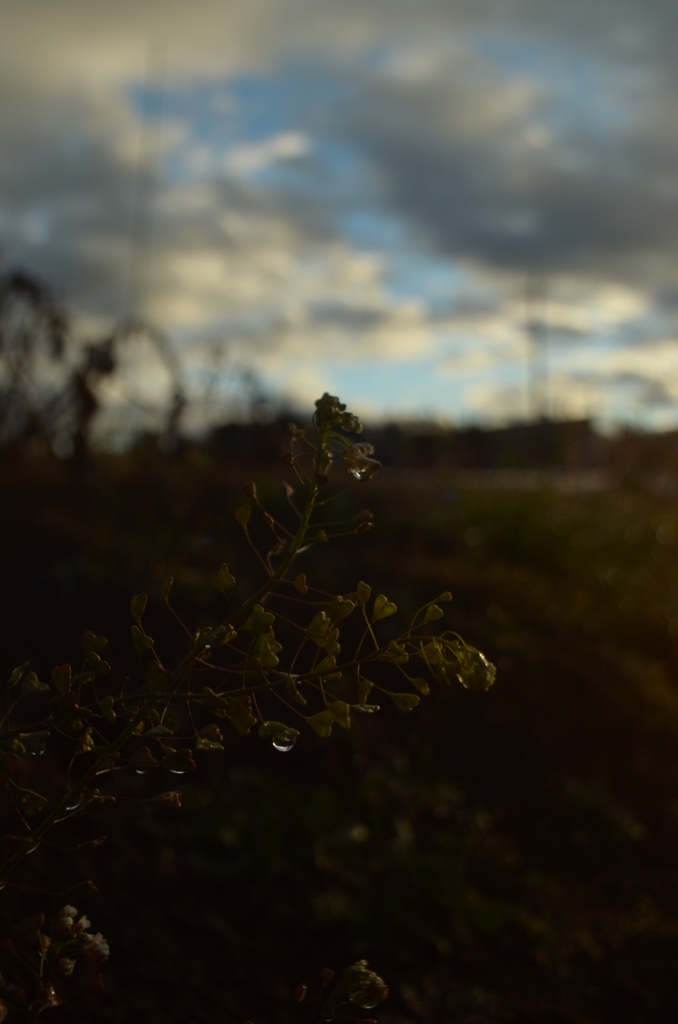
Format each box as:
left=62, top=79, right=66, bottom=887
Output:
left=151, top=791, right=181, bottom=806
left=21, top=671, right=50, bottom=695
left=87, top=652, right=111, bottom=677
left=132, top=626, right=154, bottom=657
left=372, top=595, right=397, bottom=621
left=99, top=696, right=116, bottom=723
left=357, top=677, right=373, bottom=705
left=147, top=662, right=172, bottom=693
left=19, top=788, right=48, bottom=816
left=329, top=596, right=355, bottom=623
left=198, top=724, right=223, bottom=743
left=286, top=677, right=307, bottom=705
left=218, top=563, right=236, bottom=591
left=195, top=737, right=224, bottom=752
left=306, top=709, right=334, bottom=738
left=455, top=647, right=497, bottom=692
left=8, top=663, right=29, bottom=689
left=327, top=700, right=351, bottom=730
left=128, top=747, right=158, bottom=773
left=353, top=509, right=373, bottom=524
left=82, top=631, right=108, bottom=657
left=0, top=752, right=17, bottom=785
left=51, top=664, right=72, bottom=694
left=306, top=610, right=331, bottom=640
left=390, top=692, right=420, bottom=712
left=160, top=748, right=197, bottom=774
left=423, top=604, right=444, bottom=624
left=234, top=505, right=251, bottom=529
left=130, top=593, right=148, bottom=622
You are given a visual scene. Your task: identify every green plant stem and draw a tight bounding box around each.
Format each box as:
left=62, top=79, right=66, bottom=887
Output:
left=0, top=706, right=148, bottom=885
left=0, top=433, right=328, bottom=887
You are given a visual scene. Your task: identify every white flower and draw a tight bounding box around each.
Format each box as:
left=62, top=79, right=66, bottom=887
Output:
left=57, top=905, right=78, bottom=925
left=72, top=914, right=90, bottom=935
left=58, top=958, right=76, bottom=977
left=79, top=931, right=110, bottom=964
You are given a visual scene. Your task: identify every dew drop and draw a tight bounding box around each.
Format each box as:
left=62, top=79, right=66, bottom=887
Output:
left=272, top=735, right=297, bottom=753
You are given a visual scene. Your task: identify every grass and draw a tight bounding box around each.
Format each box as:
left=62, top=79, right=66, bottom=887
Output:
left=3, top=444, right=678, bottom=1021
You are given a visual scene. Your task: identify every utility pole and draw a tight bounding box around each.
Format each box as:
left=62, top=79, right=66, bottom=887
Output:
left=525, top=277, right=548, bottom=420
left=126, top=37, right=167, bottom=326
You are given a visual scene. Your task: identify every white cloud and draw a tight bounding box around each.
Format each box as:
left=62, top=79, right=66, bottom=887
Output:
left=2, top=0, right=678, bottom=433
left=224, top=133, right=311, bottom=176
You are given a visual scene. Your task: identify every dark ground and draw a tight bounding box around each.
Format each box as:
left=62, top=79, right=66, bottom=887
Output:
left=3, top=441, right=678, bottom=1023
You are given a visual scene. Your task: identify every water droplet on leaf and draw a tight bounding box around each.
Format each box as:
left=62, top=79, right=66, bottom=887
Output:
left=272, top=734, right=297, bottom=752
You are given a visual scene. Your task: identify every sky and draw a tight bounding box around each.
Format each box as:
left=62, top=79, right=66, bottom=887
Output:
left=3, top=0, right=678, bottom=437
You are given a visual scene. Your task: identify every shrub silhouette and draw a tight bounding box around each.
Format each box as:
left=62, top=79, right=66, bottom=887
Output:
left=0, top=394, right=495, bottom=1021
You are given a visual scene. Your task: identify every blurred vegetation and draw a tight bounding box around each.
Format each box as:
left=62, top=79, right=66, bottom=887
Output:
left=3, top=432, right=678, bottom=1023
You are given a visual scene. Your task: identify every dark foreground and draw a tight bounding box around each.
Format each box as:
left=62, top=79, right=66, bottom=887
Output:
left=3, top=444, right=678, bottom=1023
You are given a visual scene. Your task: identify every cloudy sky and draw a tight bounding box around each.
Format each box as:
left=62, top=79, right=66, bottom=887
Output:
left=3, top=0, right=678, bottom=433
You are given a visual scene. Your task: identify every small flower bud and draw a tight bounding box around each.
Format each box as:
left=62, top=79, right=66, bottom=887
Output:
left=58, top=905, right=78, bottom=923
left=58, top=958, right=75, bottom=977
left=294, top=983, right=308, bottom=1002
